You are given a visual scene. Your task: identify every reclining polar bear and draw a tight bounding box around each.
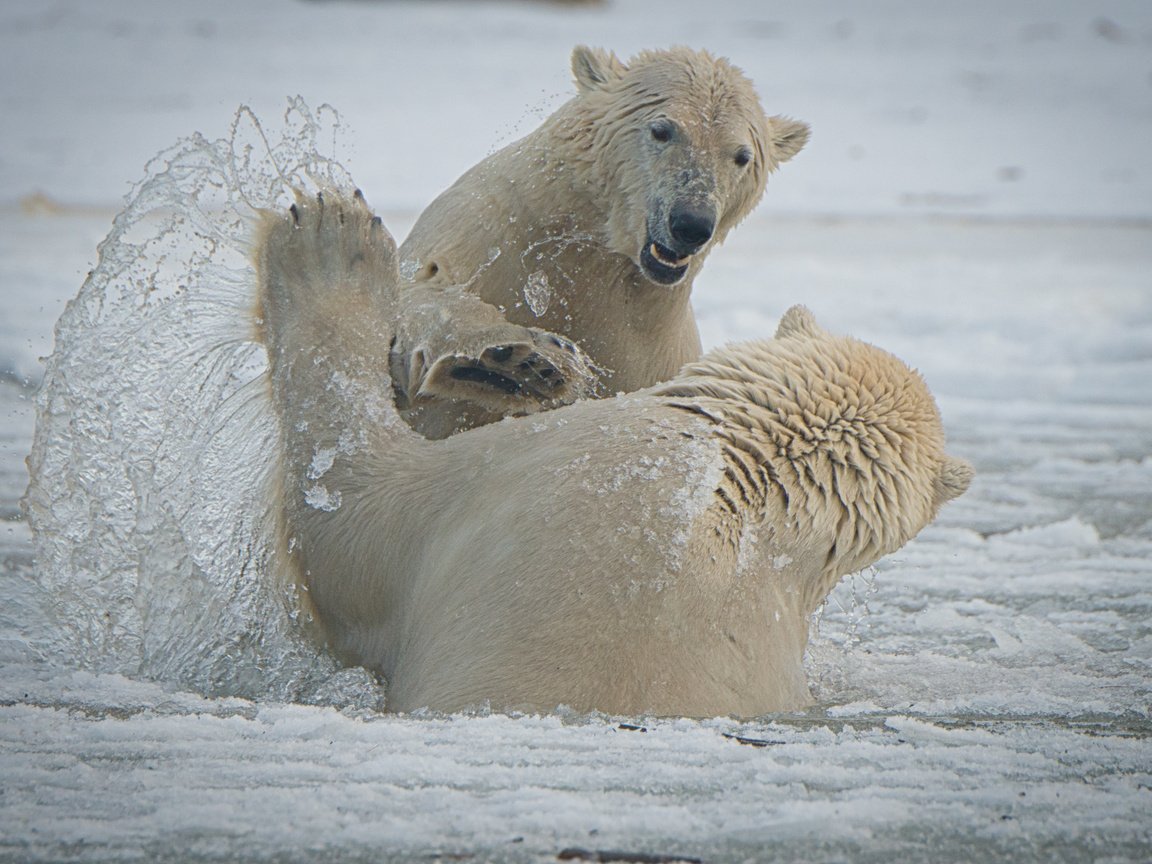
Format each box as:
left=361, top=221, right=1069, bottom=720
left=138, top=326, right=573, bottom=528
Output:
left=256, top=191, right=971, bottom=717
left=391, top=46, right=809, bottom=438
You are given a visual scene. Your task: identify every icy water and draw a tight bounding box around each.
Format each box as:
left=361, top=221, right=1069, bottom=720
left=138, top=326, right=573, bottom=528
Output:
left=2, top=196, right=1149, bottom=862
left=3, top=0, right=1152, bottom=860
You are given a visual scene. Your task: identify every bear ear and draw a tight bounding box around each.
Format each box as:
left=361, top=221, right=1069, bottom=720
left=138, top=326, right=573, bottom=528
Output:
left=768, top=116, right=811, bottom=164
left=572, top=45, right=627, bottom=93
left=934, top=456, right=974, bottom=506
left=775, top=305, right=821, bottom=340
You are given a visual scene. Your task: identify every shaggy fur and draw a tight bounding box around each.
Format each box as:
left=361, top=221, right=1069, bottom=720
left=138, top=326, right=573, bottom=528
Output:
left=393, top=46, right=810, bottom=438
left=257, top=192, right=971, bottom=718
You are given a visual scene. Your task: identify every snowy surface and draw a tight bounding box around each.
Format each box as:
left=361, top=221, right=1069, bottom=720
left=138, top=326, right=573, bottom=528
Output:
left=2, top=1, right=1151, bottom=862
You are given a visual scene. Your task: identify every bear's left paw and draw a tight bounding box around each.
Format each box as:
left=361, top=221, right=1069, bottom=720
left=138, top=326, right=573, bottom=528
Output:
left=408, top=327, right=597, bottom=413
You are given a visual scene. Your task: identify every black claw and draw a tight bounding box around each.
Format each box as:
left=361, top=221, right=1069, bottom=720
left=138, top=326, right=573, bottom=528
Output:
left=289, top=203, right=299, bottom=224
left=316, top=191, right=324, bottom=207
left=449, top=365, right=522, bottom=395
left=539, top=367, right=556, bottom=379
left=353, top=188, right=365, bottom=201
left=371, top=216, right=382, bottom=227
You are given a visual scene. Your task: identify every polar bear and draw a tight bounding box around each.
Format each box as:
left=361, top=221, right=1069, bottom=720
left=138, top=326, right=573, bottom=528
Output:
left=257, top=191, right=971, bottom=718
left=391, top=46, right=810, bottom=438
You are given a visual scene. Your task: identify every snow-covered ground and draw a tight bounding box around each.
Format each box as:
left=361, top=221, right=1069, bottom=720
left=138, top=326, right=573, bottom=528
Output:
left=1, top=1, right=1150, bottom=861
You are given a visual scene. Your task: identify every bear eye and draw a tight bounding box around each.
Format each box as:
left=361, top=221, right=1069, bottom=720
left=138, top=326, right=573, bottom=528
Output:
left=734, top=147, right=753, bottom=167
left=649, top=120, right=674, bottom=143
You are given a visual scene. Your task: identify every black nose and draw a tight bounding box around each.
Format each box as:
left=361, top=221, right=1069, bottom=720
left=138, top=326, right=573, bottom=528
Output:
left=668, top=204, right=716, bottom=254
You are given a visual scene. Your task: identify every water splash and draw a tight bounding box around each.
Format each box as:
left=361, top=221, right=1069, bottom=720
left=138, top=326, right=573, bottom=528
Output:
left=523, top=270, right=552, bottom=317
left=22, top=98, right=384, bottom=708
left=805, top=564, right=880, bottom=705
left=810, top=564, right=880, bottom=650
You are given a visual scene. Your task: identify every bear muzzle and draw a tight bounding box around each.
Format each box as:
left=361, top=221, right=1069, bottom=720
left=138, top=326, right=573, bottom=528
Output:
left=639, top=202, right=716, bottom=286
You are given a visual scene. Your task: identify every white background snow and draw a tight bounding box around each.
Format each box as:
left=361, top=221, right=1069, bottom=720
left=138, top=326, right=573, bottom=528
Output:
left=1, top=0, right=1150, bottom=861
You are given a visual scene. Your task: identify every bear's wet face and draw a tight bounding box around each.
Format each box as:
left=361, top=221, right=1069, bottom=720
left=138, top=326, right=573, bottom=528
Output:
left=626, top=109, right=745, bottom=287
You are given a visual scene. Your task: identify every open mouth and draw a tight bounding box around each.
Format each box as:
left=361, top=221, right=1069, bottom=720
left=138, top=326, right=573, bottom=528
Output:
left=639, top=238, right=691, bottom=285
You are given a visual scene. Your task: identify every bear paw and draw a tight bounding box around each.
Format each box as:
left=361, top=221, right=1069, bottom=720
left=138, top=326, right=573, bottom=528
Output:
left=257, top=189, right=396, bottom=340
left=404, top=327, right=598, bottom=414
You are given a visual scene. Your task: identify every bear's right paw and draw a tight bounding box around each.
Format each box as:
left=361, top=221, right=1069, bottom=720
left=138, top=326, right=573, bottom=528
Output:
left=256, top=189, right=397, bottom=340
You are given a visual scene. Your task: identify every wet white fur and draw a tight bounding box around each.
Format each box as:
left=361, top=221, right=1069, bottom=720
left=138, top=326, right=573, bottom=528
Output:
left=394, top=47, right=809, bottom=436
left=257, top=193, right=971, bottom=718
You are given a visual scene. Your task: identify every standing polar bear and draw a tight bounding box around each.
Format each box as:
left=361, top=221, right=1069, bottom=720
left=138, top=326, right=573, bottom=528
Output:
left=391, top=46, right=810, bottom=438
left=257, top=191, right=971, bottom=718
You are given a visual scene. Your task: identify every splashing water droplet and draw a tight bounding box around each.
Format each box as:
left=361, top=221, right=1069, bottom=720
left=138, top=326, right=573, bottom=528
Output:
left=23, top=98, right=385, bottom=709
left=524, top=270, right=552, bottom=317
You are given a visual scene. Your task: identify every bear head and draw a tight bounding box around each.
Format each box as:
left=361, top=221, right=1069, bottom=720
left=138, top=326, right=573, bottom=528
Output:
left=569, top=45, right=809, bottom=287
left=768, top=305, right=974, bottom=582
